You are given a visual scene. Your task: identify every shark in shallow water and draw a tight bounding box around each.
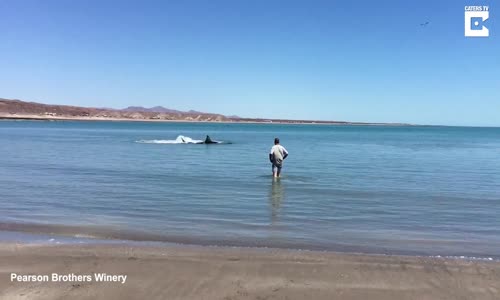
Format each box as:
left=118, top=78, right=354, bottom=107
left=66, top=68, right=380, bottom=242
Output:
left=178, top=135, right=226, bottom=144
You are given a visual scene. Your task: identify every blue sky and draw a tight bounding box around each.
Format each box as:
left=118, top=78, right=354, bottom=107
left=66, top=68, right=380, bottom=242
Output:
left=0, top=0, right=498, bottom=126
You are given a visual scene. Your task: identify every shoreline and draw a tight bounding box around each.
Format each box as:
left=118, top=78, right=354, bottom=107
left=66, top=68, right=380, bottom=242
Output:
left=0, top=230, right=498, bottom=263
left=1, top=222, right=499, bottom=262
left=1, top=242, right=499, bottom=299
left=0, top=114, right=412, bottom=126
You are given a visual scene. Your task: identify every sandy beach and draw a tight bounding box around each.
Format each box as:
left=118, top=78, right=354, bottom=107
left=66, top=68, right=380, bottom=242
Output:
left=1, top=243, right=499, bottom=300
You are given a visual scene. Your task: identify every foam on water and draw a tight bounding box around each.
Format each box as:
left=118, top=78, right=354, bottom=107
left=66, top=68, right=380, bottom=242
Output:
left=431, top=255, right=495, bottom=262
left=136, top=135, right=203, bottom=144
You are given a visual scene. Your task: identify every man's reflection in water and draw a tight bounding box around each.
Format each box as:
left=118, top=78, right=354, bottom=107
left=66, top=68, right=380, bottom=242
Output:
left=269, top=178, right=284, bottom=225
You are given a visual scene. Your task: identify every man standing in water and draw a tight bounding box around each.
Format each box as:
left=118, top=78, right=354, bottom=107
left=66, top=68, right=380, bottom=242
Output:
left=269, top=137, right=289, bottom=178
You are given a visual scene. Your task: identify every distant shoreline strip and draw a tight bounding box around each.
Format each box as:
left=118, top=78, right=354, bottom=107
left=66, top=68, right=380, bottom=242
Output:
left=0, top=115, right=411, bottom=126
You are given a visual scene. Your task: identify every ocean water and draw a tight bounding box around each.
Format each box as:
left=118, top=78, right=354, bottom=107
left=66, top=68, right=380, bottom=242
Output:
left=1, top=120, right=500, bottom=258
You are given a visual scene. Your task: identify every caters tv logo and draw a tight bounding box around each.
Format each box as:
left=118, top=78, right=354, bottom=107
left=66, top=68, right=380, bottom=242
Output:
left=465, top=6, right=490, bottom=37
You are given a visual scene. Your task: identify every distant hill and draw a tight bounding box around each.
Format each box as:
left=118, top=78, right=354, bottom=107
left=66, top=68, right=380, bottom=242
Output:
left=0, top=98, right=232, bottom=122
left=0, top=97, right=406, bottom=125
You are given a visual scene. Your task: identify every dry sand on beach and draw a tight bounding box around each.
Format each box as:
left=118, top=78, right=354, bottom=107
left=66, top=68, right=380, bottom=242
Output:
left=1, top=243, right=499, bottom=300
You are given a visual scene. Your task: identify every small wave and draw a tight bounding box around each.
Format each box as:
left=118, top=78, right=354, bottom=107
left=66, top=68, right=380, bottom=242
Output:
left=431, top=255, right=495, bottom=262
left=137, top=135, right=203, bottom=144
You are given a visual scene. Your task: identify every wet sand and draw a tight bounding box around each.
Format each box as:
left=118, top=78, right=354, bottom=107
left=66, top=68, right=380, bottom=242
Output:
left=1, top=243, right=499, bottom=300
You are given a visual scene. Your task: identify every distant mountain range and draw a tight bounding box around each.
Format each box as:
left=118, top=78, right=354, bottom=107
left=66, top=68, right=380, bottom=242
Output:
left=121, top=106, right=184, bottom=114
left=0, top=98, right=235, bottom=122
left=0, top=97, right=405, bottom=125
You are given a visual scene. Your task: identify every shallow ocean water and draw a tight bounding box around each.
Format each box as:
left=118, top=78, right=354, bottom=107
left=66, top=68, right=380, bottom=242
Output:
left=1, top=121, right=499, bottom=258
